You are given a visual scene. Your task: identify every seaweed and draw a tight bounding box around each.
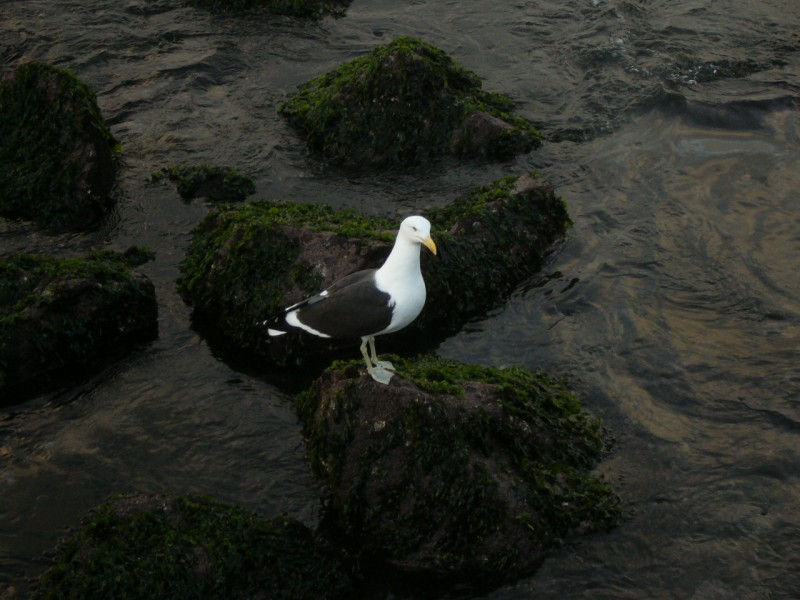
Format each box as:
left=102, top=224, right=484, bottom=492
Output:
left=35, top=493, right=351, bottom=599
left=177, top=200, right=397, bottom=361
left=0, top=62, right=119, bottom=231
left=295, top=356, right=621, bottom=583
left=279, top=36, right=540, bottom=169
left=177, top=173, right=570, bottom=367
left=0, top=249, right=157, bottom=401
left=151, top=165, right=256, bottom=202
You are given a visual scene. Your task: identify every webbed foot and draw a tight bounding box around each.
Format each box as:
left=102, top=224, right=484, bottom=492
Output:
left=372, top=359, right=395, bottom=372
left=368, top=366, right=394, bottom=385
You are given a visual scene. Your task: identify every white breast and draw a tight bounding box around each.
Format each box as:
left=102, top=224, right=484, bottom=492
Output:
left=374, top=269, right=426, bottom=335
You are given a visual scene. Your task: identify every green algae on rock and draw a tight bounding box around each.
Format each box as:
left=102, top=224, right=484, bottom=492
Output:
left=0, top=62, right=120, bottom=231
left=185, top=0, right=351, bottom=18
left=34, top=493, right=351, bottom=600
left=279, top=36, right=541, bottom=169
left=177, top=173, right=569, bottom=369
left=295, top=355, right=620, bottom=586
left=0, top=249, right=157, bottom=403
left=178, top=200, right=396, bottom=365
left=151, top=164, right=256, bottom=202
left=414, top=173, right=570, bottom=335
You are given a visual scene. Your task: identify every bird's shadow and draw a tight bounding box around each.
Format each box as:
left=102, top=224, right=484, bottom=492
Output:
left=189, top=314, right=447, bottom=396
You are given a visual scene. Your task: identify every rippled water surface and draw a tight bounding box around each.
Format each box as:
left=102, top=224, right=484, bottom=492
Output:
left=1, top=0, right=799, bottom=597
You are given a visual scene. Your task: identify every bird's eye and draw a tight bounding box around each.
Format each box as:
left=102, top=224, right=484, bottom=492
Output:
left=412, top=226, right=418, bottom=232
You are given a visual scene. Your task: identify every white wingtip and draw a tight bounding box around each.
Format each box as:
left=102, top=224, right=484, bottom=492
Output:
left=267, top=328, right=287, bottom=336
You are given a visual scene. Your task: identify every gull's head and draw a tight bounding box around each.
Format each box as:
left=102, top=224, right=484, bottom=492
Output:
left=399, top=215, right=437, bottom=255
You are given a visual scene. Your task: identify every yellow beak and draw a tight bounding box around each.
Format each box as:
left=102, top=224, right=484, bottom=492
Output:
left=422, top=236, right=437, bottom=255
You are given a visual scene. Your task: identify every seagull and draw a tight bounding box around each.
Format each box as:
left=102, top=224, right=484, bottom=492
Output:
left=265, top=215, right=437, bottom=384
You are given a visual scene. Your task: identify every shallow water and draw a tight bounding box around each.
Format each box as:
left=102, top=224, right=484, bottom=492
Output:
left=1, top=0, right=799, bottom=597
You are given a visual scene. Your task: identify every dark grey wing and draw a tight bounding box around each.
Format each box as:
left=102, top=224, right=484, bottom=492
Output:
left=292, top=268, right=393, bottom=339
left=285, top=269, right=376, bottom=311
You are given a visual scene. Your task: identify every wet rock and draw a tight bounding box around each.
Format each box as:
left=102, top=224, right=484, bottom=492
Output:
left=151, top=164, right=256, bottom=202
left=0, top=62, right=120, bottom=231
left=177, top=202, right=396, bottom=371
left=414, top=172, right=570, bottom=334
left=450, top=109, right=514, bottom=157
left=184, top=0, right=351, bottom=19
left=34, top=493, right=351, bottom=599
left=177, top=173, right=570, bottom=370
left=0, top=249, right=157, bottom=404
left=295, top=356, right=620, bottom=588
left=279, top=36, right=540, bottom=170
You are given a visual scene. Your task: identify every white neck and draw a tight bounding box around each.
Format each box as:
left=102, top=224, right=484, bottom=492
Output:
left=376, top=237, right=422, bottom=285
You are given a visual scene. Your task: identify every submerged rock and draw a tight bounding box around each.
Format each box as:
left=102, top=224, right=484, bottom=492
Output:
left=34, top=493, right=351, bottom=599
left=0, top=62, right=120, bottom=231
left=185, top=0, right=351, bottom=19
left=0, top=249, right=157, bottom=403
left=295, top=356, right=620, bottom=587
left=177, top=173, right=570, bottom=369
left=151, top=164, right=256, bottom=202
left=279, top=36, right=540, bottom=169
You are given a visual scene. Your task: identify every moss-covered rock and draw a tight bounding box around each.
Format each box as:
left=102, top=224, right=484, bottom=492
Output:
left=295, top=356, right=620, bottom=587
left=0, top=249, right=157, bottom=403
left=0, top=62, right=120, bottom=231
left=151, top=164, right=256, bottom=202
left=177, top=173, right=569, bottom=370
left=177, top=201, right=395, bottom=367
left=279, top=36, right=540, bottom=169
left=185, top=0, right=351, bottom=19
left=417, top=173, right=569, bottom=333
left=34, top=493, right=351, bottom=599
